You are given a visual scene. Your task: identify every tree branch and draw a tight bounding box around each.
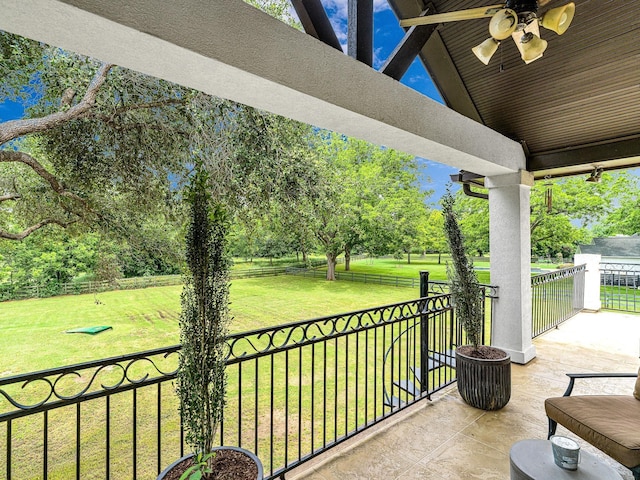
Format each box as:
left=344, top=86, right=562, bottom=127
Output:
left=87, top=98, right=187, bottom=123
left=0, top=150, right=91, bottom=211
left=0, top=63, right=113, bottom=145
left=530, top=217, right=543, bottom=235
left=0, top=218, right=78, bottom=241
left=0, top=193, right=21, bottom=202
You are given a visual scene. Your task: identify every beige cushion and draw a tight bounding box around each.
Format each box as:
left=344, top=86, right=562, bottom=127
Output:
left=545, top=395, right=640, bottom=468
left=635, top=369, right=640, bottom=400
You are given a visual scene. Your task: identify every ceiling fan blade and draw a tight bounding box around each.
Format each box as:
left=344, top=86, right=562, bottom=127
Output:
left=400, top=5, right=504, bottom=28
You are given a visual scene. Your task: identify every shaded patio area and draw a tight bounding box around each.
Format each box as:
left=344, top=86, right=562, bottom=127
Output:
left=291, top=311, right=640, bottom=480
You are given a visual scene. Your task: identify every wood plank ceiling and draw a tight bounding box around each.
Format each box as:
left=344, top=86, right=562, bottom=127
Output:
left=298, top=0, right=640, bottom=180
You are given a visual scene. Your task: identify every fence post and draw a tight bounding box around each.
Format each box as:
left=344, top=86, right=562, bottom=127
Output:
left=419, top=271, right=429, bottom=298
left=419, top=271, right=430, bottom=393
left=574, top=254, right=600, bottom=311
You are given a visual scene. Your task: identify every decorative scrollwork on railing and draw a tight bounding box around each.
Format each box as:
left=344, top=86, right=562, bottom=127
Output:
left=482, top=284, right=500, bottom=299
left=428, top=282, right=450, bottom=295
left=0, top=346, right=180, bottom=417
left=600, top=262, right=640, bottom=274
left=531, top=264, right=586, bottom=286
left=226, top=296, right=452, bottom=362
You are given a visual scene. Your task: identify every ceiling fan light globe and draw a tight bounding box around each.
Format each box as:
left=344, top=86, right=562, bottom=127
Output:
left=540, top=2, right=575, bottom=35
left=520, top=32, right=547, bottom=62
left=489, top=8, right=518, bottom=40
left=472, top=37, right=500, bottom=65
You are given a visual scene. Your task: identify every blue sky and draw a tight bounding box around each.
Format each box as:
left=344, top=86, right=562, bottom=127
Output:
left=0, top=99, right=24, bottom=122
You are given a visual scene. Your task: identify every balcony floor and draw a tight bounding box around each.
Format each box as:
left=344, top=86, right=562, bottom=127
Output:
left=291, top=311, right=640, bottom=480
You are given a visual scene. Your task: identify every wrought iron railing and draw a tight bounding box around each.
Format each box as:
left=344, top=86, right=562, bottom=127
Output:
left=1, top=293, right=492, bottom=480
left=420, top=272, right=498, bottom=346
left=600, top=262, right=640, bottom=313
left=531, top=264, right=585, bottom=337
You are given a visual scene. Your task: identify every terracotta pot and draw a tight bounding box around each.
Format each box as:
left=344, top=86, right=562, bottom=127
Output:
left=157, top=446, right=263, bottom=480
left=455, top=346, right=511, bottom=411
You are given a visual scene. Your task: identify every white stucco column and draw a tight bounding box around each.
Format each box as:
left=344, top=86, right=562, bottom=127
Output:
left=575, top=254, right=602, bottom=311
left=486, top=171, right=536, bottom=364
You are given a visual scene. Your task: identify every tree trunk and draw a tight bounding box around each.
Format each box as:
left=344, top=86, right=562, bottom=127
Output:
left=326, top=253, right=337, bottom=281
left=344, top=247, right=351, bottom=271
left=438, top=252, right=441, bottom=264
left=407, top=251, right=411, bottom=264
left=302, top=250, right=308, bottom=263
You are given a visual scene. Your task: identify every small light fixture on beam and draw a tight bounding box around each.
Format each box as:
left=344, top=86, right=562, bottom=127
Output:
left=586, top=167, right=602, bottom=183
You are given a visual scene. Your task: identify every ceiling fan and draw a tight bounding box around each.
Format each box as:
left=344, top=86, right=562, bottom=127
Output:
left=400, top=1, right=575, bottom=65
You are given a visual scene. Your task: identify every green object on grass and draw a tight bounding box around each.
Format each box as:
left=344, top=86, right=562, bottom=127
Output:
left=65, top=326, right=113, bottom=335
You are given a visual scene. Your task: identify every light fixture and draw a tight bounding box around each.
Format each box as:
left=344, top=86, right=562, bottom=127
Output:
left=399, top=1, right=576, bottom=66
left=540, top=3, right=576, bottom=35
left=482, top=1, right=572, bottom=65
left=519, top=31, right=548, bottom=63
left=489, top=8, right=518, bottom=39
left=586, top=167, right=602, bottom=183
left=472, top=37, right=501, bottom=65
left=511, top=19, right=546, bottom=64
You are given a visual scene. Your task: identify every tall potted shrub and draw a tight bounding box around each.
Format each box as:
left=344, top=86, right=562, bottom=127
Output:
left=442, top=188, right=511, bottom=411
left=158, top=166, right=263, bottom=480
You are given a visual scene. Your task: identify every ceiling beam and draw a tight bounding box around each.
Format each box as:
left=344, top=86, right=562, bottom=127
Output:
left=0, top=0, right=525, bottom=177
left=380, top=5, right=438, bottom=81
left=348, top=0, right=373, bottom=66
left=291, top=0, right=342, bottom=52
left=528, top=136, right=640, bottom=171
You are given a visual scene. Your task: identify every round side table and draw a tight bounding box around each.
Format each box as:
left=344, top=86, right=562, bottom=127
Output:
left=510, top=439, right=622, bottom=480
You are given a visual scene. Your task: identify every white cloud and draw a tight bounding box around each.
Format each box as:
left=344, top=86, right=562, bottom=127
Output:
left=373, top=0, right=391, bottom=13
left=324, top=0, right=348, bottom=21
left=407, top=74, right=427, bottom=84
left=373, top=46, right=386, bottom=69
left=323, top=0, right=391, bottom=26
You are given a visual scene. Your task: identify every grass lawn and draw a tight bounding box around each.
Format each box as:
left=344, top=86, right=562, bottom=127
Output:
left=335, top=255, right=493, bottom=284
left=334, top=255, right=560, bottom=285
left=0, top=275, right=419, bottom=376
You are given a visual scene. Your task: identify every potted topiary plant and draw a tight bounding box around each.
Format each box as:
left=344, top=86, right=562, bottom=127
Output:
left=442, top=187, right=511, bottom=411
left=158, top=166, right=263, bottom=480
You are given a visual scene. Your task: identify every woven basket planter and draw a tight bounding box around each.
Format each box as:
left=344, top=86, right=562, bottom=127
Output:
left=455, top=346, right=511, bottom=411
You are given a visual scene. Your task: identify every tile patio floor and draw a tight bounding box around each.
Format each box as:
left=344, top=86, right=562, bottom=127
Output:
left=290, top=310, right=640, bottom=480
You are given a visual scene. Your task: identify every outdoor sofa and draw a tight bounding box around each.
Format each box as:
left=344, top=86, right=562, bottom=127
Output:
left=545, top=371, right=640, bottom=479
